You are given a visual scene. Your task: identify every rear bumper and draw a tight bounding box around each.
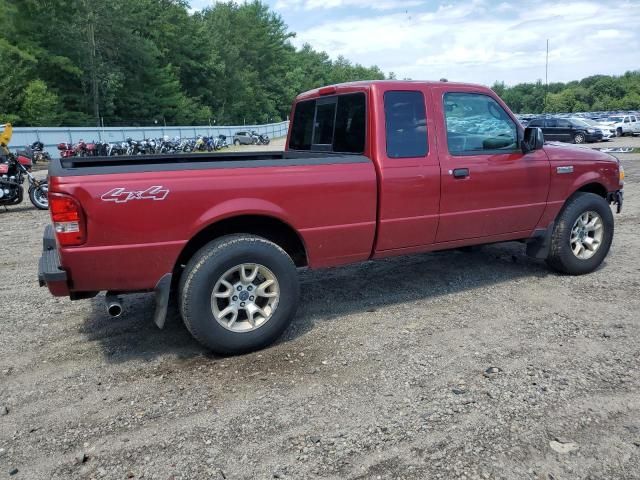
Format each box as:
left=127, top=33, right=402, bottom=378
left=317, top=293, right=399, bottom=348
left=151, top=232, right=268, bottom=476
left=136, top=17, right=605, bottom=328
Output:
left=38, top=225, right=71, bottom=297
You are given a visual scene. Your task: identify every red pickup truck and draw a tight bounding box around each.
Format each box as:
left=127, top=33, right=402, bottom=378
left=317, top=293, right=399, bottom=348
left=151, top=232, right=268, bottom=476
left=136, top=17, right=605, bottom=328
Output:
left=39, top=80, right=624, bottom=354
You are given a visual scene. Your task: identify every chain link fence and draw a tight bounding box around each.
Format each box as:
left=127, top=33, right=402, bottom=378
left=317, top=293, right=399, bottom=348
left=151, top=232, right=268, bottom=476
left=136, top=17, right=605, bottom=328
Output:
left=11, top=121, right=290, bottom=158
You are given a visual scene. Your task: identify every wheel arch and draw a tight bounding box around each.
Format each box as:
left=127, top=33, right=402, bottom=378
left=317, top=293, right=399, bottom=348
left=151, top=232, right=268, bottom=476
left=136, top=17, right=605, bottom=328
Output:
left=174, top=214, right=308, bottom=276
left=574, top=182, right=608, bottom=199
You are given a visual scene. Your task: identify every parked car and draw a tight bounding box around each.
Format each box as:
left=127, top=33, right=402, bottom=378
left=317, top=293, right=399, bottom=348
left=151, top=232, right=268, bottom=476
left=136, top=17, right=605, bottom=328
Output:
left=582, top=118, right=615, bottom=140
left=527, top=117, right=603, bottom=144
left=233, top=131, right=257, bottom=145
left=39, top=80, right=624, bottom=355
left=601, top=114, right=640, bottom=137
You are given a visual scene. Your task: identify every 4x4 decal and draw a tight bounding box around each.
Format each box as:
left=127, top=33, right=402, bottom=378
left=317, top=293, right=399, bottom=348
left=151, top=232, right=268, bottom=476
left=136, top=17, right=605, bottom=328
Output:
left=101, top=186, right=169, bottom=203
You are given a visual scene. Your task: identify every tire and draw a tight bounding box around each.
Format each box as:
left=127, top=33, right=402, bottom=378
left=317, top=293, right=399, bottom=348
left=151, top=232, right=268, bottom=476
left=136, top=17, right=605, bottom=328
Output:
left=234, top=139, right=240, bottom=146
left=546, top=192, right=614, bottom=275
left=573, top=133, right=585, bottom=144
left=616, top=128, right=623, bottom=137
left=179, top=234, right=300, bottom=355
left=29, top=183, right=48, bottom=210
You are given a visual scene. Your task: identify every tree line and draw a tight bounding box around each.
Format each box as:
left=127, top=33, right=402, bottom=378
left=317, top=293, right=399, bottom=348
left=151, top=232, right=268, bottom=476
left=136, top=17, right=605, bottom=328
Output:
left=492, top=71, right=640, bottom=114
left=0, top=0, right=386, bottom=127
left=1, top=0, right=638, bottom=127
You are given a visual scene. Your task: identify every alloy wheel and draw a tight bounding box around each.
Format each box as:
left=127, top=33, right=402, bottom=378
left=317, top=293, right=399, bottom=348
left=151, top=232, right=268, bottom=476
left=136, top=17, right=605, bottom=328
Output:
left=569, top=211, right=604, bottom=260
left=210, top=263, right=280, bottom=332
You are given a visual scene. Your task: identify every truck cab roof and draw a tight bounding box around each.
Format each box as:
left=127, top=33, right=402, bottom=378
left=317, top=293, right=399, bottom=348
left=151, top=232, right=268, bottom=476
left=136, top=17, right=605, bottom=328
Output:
left=295, top=80, right=488, bottom=101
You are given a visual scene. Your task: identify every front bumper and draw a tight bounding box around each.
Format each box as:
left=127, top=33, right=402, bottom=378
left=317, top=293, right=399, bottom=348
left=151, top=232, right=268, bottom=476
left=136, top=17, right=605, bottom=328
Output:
left=586, top=132, right=603, bottom=142
left=38, top=225, right=70, bottom=296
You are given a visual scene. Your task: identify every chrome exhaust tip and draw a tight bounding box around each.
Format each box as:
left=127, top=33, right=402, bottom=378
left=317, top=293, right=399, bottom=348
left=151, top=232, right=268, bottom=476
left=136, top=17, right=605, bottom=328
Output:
left=105, top=293, right=123, bottom=318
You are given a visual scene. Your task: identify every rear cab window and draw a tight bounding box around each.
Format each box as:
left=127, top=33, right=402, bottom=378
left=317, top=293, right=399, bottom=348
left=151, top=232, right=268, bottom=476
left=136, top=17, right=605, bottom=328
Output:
left=289, top=92, right=366, bottom=153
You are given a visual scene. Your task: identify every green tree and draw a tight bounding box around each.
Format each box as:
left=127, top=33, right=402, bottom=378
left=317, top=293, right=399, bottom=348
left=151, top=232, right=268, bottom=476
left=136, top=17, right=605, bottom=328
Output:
left=20, top=80, right=63, bottom=126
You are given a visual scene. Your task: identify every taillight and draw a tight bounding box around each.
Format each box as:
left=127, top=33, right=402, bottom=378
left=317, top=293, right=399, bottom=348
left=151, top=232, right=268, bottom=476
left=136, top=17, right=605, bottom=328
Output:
left=0, top=163, right=7, bottom=174
left=49, top=193, right=86, bottom=246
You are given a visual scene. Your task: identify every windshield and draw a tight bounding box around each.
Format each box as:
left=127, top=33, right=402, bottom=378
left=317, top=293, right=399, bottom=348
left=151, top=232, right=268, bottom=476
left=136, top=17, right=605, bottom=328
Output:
left=581, top=119, right=598, bottom=126
left=607, top=116, right=623, bottom=122
left=571, top=119, right=591, bottom=127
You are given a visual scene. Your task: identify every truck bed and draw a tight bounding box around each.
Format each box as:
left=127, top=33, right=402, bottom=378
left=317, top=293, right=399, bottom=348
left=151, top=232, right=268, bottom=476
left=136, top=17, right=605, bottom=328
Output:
left=50, top=151, right=365, bottom=176
left=47, top=150, right=378, bottom=293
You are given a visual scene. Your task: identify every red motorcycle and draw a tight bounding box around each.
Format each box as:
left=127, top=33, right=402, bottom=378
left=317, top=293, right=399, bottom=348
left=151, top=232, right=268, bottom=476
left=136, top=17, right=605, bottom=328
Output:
left=57, top=142, right=74, bottom=158
left=57, top=140, right=87, bottom=158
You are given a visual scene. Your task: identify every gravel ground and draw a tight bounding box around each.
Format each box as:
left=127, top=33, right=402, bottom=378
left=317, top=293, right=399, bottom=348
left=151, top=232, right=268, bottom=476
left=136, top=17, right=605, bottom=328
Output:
left=1, top=145, right=639, bottom=480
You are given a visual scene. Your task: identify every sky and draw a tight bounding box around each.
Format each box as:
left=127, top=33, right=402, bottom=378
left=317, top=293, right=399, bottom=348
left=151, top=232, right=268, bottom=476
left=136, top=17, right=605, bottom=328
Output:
left=189, top=0, right=640, bottom=86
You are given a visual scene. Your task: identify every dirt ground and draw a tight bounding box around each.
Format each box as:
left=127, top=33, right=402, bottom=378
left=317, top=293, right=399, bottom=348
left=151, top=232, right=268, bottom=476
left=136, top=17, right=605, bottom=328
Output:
left=1, top=140, right=639, bottom=480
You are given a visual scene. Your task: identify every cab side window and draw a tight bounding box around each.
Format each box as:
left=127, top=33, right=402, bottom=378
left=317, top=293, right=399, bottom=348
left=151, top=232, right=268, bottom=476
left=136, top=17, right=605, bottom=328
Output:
left=384, top=91, right=427, bottom=158
left=443, top=93, right=518, bottom=155
left=289, top=92, right=366, bottom=153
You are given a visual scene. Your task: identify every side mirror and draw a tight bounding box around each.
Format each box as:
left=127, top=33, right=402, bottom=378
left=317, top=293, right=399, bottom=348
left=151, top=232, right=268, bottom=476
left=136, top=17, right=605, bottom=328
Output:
left=521, top=127, right=544, bottom=153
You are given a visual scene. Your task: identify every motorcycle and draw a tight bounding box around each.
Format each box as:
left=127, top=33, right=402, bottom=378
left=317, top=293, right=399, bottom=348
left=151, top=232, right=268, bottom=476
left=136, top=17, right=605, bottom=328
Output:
left=0, top=123, right=48, bottom=210
left=57, top=142, right=75, bottom=158
left=217, top=135, right=229, bottom=149
left=0, top=151, right=49, bottom=210
left=257, top=133, right=270, bottom=145
left=23, top=141, right=51, bottom=164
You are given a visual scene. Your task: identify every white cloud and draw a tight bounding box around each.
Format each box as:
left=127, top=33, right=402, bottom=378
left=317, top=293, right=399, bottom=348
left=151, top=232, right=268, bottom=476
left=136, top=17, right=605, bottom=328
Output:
left=276, top=0, right=425, bottom=11
left=290, top=0, right=640, bottom=85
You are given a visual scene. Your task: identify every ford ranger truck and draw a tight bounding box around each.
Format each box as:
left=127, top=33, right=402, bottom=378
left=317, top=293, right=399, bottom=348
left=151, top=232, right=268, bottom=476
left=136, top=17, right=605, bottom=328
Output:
left=39, top=81, right=624, bottom=354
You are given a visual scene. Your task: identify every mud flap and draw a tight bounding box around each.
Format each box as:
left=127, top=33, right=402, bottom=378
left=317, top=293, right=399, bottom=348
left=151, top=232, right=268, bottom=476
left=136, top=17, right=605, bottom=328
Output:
left=153, top=273, right=172, bottom=329
left=526, top=222, right=554, bottom=259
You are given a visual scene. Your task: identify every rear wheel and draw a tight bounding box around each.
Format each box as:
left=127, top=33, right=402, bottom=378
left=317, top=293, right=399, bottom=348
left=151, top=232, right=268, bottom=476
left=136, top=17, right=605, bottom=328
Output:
left=546, top=193, right=613, bottom=275
left=573, top=133, right=585, bottom=144
left=179, top=235, right=300, bottom=355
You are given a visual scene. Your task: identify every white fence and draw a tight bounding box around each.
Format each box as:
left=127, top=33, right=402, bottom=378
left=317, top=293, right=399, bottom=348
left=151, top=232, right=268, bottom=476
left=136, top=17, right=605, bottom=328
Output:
left=11, top=121, right=290, bottom=158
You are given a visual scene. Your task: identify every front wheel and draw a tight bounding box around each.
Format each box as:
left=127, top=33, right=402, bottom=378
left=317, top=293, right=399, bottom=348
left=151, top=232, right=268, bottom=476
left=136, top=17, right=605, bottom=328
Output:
left=179, top=235, right=300, bottom=355
left=546, top=192, right=614, bottom=275
left=616, top=128, right=623, bottom=137
left=573, top=133, right=585, bottom=144
left=29, top=182, right=49, bottom=210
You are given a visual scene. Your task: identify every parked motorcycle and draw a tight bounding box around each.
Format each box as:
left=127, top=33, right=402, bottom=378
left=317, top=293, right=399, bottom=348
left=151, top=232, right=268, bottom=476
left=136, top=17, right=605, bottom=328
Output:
left=0, top=123, right=48, bottom=210
left=257, top=133, right=270, bottom=145
left=217, top=135, right=229, bottom=149
left=57, top=142, right=75, bottom=158
left=0, top=152, right=49, bottom=210
left=25, top=141, right=51, bottom=164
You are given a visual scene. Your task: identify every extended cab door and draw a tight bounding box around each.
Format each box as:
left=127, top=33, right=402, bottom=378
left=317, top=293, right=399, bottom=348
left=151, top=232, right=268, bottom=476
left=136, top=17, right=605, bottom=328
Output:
left=372, top=84, right=440, bottom=251
left=431, top=87, right=550, bottom=242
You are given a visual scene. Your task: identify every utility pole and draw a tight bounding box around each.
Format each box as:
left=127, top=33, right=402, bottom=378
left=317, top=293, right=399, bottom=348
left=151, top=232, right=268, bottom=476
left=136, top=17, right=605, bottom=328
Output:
left=84, top=0, right=100, bottom=127
left=544, top=39, right=549, bottom=112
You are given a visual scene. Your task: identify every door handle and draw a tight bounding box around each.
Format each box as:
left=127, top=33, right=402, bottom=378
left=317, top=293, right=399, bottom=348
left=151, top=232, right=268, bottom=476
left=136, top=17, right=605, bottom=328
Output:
left=451, top=168, right=469, bottom=178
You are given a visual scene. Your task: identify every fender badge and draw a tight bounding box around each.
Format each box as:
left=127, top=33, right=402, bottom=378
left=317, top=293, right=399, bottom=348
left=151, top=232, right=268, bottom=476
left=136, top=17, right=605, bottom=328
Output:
left=556, top=166, right=574, bottom=174
left=101, top=186, right=169, bottom=203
